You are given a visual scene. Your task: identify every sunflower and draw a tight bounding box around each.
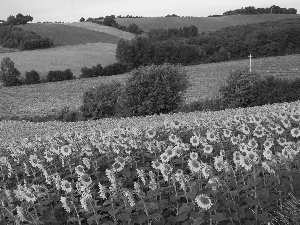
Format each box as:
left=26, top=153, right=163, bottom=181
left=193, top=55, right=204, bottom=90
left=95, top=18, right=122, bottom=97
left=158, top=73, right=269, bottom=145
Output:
left=230, top=136, right=239, bottom=145
left=29, top=154, right=41, bottom=168
left=247, top=138, right=258, bottom=149
left=61, top=180, right=72, bottom=193
left=112, top=162, right=124, bottom=172
left=246, top=150, right=259, bottom=163
left=195, top=194, right=213, bottom=210
left=151, top=160, right=161, bottom=170
left=202, top=165, right=211, bottom=179
left=253, top=129, right=265, bottom=138
left=190, top=135, right=200, bottom=147
left=203, top=145, right=213, bottom=154
left=275, top=126, right=285, bottom=135
left=169, top=134, right=179, bottom=143
left=277, top=137, right=287, bottom=146
left=206, top=131, right=218, bottom=142
left=233, top=151, right=241, bottom=164
left=188, top=159, right=202, bottom=173
left=44, top=151, right=53, bottom=162
left=291, top=127, right=300, bottom=138
left=145, top=129, right=156, bottom=139
left=160, top=152, right=170, bottom=163
left=213, top=156, right=224, bottom=172
left=223, top=129, right=232, bottom=138
left=79, top=173, right=92, bottom=186
left=190, top=152, right=198, bottom=160
left=165, top=146, right=176, bottom=158
left=240, top=156, right=252, bottom=171
left=61, top=145, right=72, bottom=157
left=241, top=124, right=250, bottom=135
left=22, top=188, right=37, bottom=203
left=171, top=120, right=181, bottom=129
left=263, top=139, right=274, bottom=150
left=290, top=110, right=300, bottom=122
left=263, top=149, right=273, bottom=160
left=75, top=165, right=85, bottom=175
left=281, top=118, right=291, bottom=128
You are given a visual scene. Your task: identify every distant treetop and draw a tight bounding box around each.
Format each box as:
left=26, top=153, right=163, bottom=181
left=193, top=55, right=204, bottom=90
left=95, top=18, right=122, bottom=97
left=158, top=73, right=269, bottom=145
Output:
left=6, top=13, right=33, bottom=25
left=223, top=5, right=297, bottom=16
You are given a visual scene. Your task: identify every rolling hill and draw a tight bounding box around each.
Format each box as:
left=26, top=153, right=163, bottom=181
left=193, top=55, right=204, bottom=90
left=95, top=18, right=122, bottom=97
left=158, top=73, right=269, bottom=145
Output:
left=116, top=14, right=300, bottom=32
left=1, top=54, right=299, bottom=120
left=0, top=23, right=135, bottom=78
left=16, top=23, right=130, bottom=46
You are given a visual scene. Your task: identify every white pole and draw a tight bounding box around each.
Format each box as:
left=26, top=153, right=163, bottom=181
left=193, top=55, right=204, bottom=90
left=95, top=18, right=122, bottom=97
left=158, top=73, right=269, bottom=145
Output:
left=248, top=53, right=252, bottom=74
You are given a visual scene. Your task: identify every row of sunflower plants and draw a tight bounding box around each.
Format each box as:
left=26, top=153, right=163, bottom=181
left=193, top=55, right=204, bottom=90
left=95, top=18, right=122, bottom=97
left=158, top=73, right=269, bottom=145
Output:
left=1, top=102, right=300, bottom=224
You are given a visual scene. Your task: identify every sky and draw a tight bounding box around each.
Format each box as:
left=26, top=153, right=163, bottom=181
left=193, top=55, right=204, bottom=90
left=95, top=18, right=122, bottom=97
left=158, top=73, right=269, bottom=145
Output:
left=0, top=0, right=299, bottom=23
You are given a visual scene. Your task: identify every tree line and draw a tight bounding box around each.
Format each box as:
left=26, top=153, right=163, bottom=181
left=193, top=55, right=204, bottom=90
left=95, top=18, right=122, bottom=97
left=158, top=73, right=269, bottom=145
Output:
left=223, top=5, right=297, bottom=16
left=116, top=18, right=300, bottom=68
left=0, top=26, right=53, bottom=50
left=82, top=15, right=144, bottom=35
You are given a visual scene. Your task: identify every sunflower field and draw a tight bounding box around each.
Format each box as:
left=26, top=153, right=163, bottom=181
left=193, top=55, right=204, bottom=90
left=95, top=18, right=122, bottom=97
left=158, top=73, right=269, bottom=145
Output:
left=1, top=101, right=300, bottom=224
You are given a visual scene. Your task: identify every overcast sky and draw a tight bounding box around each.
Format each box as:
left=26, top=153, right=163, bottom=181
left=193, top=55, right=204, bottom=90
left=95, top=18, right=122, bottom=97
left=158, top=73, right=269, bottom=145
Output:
left=1, top=0, right=299, bottom=23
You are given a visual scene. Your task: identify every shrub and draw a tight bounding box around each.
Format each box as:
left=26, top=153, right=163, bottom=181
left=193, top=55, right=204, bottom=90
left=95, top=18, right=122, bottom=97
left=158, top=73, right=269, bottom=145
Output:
left=102, top=63, right=129, bottom=76
left=180, top=96, right=224, bottom=113
left=80, top=64, right=103, bottom=78
left=122, top=63, right=189, bottom=116
left=46, top=69, right=74, bottom=82
left=56, top=106, right=81, bottom=122
left=80, top=81, right=122, bottom=120
left=24, top=70, right=40, bottom=85
left=0, top=57, right=22, bottom=86
left=219, top=67, right=263, bottom=108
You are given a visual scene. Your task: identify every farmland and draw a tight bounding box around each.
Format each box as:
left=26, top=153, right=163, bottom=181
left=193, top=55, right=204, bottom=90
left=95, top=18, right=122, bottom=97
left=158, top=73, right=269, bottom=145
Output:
left=0, top=23, right=135, bottom=78
left=1, top=13, right=300, bottom=224
left=0, top=53, right=300, bottom=123
left=116, top=14, right=300, bottom=32
left=16, top=23, right=131, bottom=46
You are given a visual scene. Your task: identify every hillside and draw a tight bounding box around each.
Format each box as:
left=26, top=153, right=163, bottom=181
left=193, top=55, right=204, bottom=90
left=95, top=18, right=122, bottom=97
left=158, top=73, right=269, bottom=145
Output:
left=116, top=14, right=300, bottom=32
left=1, top=54, right=299, bottom=119
left=16, top=23, right=122, bottom=46
left=0, top=42, right=118, bottom=78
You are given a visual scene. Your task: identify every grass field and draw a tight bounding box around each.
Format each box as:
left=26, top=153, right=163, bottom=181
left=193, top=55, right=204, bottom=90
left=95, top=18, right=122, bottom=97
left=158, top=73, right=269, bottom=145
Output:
left=116, top=14, right=300, bottom=32
left=0, top=23, right=136, bottom=79
left=17, top=23, right=125, bottom=46
left=1, top=54, right=299, bottom=119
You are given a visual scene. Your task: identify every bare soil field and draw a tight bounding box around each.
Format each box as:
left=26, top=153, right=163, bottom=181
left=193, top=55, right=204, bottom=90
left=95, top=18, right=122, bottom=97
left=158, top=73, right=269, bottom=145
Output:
left=64, top=22, right=135, bottom=40
left=116, top=14, right=300, bottom=32
left=1, top=54, right=299, bottom=119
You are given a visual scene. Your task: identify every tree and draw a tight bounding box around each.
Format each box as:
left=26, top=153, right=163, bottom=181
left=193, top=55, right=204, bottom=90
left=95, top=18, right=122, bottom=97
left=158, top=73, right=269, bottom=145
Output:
left=122, top=64, right=189, bottom=116
left=7, top=15, right=17, bottom=25
left=0, top=57, right=21, bottom=86
left=79, top=17, right=85, bottom=22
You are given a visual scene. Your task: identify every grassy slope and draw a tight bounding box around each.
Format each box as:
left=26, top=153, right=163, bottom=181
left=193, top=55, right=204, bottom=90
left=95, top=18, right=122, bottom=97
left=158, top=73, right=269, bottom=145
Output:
left=116, top=14, right=300, bottom=32
left=1, top=54, right=299, bottom=119
left=0, top=42, right=118, bottom=78
left=17, top=23, right=121, bottom=46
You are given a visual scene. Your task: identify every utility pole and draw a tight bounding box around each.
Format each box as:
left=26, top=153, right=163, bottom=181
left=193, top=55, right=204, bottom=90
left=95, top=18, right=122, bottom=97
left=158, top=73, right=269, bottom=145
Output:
left=248, top=53, right=252, bottom=74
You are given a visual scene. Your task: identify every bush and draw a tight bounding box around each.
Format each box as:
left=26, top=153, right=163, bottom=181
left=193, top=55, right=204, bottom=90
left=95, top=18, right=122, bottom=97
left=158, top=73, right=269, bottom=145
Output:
left=102, top=63, right=129, bottom=76
left=24, top=70, right=40, bottom=85
left=0, top=57, right=22, bottom=86
left=80, top=81, right=122, bottom=120
left=46, top=69, right=74, bottom=82
left=56, top=106, right=82, bottom=122
left=180, top=97, right=224, bottom=113
left=80, top=64, right=103, bottom=78
left=122, top=63, right=189, bottom=116
left=219, top=67, right=263, bottom=108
